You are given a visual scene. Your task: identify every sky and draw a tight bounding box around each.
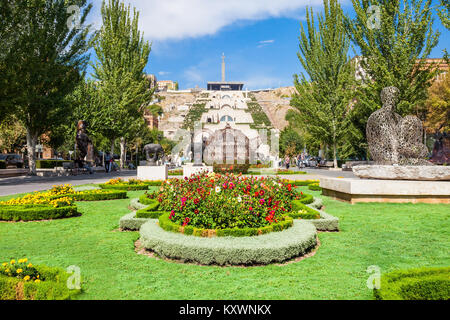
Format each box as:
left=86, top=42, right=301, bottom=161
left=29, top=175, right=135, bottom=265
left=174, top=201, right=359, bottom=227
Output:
left=85, top=0, right=450, bottom=90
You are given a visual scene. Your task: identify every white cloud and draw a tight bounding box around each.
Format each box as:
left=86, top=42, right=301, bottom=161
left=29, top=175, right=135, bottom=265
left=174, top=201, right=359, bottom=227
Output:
left=158, top=71, right=171, bottom=76
left=112, top=0, right=327, bottom=40
left=257, top=39, right=275, bottom=48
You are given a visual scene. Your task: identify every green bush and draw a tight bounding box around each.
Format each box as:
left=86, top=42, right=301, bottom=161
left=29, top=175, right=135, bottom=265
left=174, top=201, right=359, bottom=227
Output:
left=288, top=201, right=321, bottom=220
left=308, top=183, right=322, bottom=191
left=374, top=267, right=450, bottom=300
left=213, top=163, right=250, bottom=174
left=140, top=219, right=317, bottom=265
left=285, top=180, right=320, bottom=187
left=99, top=183, right=149, bottom=191
left=139, top=194, right=159, bottom=208
left=143, top=181, right=166, bottom=187
left=35, top=160, right=73, bottom=169
left=158, top=212, right=294, bottom=238
left=136, top=208, right=167, bottom=219
left=298, top=193, right=314, bottom=205
left=0, top=205, right=79, bottom=222
left=0, top=265, right=81, bottom=300
left=0, top=161, right=6, bottom=169
left=71, top=190, right=127, bottom=201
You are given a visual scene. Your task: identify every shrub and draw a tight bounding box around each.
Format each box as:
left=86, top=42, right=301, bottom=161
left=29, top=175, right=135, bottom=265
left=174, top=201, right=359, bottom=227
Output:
left=139, top=194, right=159, bottom=207
left=0, top=161, right=6, bottom=169
left=99, top=183, right=148, bottom=191
left=0, top=205, right=78, bottom=222
left=276, top=170, right=307, bottom=175
left=308, top=183, right=322, bottom=191
left=156, top=172, right=299, bottom=230
left=213, top=163, right=250, bottom=174
left=35, top=160, right=73, bottom=169
left=284, top=180, right=320, bottom=187
left=297, top=193, right=314, bottom=205
left=374, top=267, right=450, bottom=300
left=0, top=261, right=81, bottom=300
left=169, top=169, right=183, bottom=176
left=288, top=201, right=321, bottom=220
left=158, top=212, right=294, bottom=238
left=67, top=190, right=127, bottom=201
left=136, top=208, right=166, bottom=219
left=140, top=219, right=317, bottom=265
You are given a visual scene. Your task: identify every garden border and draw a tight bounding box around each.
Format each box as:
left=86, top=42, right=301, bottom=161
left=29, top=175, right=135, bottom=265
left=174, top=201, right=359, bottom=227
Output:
left=0, top=205, right=79, bottom=222
left=139, top=219, right=317, bottom=265
left=119, top=212, right=151, bottom=231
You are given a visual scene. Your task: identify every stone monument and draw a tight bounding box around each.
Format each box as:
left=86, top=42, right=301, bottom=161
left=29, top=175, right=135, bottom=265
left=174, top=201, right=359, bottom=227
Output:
left=320, top=87, right=450, bottom=204
left=137, top=143, right=168, bottom=180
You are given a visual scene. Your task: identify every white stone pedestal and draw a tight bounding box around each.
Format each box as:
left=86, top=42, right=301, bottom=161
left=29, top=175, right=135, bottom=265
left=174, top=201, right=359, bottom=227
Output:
left=183, top=164, right=213, bottom=178
left=320, top=177, right=450, bottom=204
left=137, top=165, right=168, bottom=181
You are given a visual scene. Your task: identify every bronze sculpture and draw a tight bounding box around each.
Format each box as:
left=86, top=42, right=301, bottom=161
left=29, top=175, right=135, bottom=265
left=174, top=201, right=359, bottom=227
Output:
left=75, top=120, right=93, bottom=167
left=143, top=143, right=165, bottom=165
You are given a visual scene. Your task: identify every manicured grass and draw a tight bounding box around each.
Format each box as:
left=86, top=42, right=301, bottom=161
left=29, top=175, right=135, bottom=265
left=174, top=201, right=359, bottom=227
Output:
left=0, top=187, right=448, bottom=300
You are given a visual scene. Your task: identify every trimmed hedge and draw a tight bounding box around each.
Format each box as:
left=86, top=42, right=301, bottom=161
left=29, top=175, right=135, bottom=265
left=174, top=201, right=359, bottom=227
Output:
left=36, top=160, right=73, bottom=169
left=119, top=212, right=151, bottom=231
left=298, top=193, right=314, bottom=205
left=50, top=190, right=127, bottom=202
left=308, top=183, right=322, bottom=191
left=285, top=180, right=320, bottom=187
left=143, top=181, right=166, bottom=186
left=158, top=212, right=294, bottom=238
left=138, top=194, right=159, bottom=207
left=0, top=265, right=81, bottom=300
left=129, top=198, right=149, bottom=211
left=289, top=201, right=321, bottom=220
left=0, top=205, right=79, bottom=222
left=374, top=267, right=450, bottom=300
left=139, top=219, right=317, bottom=265
left=136, top=207, right=166, bottom=219
left=99, top=183, right=149, bottom=191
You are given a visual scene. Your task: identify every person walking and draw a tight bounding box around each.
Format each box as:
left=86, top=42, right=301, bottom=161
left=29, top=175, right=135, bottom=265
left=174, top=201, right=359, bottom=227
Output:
left=284, top=155, right=290, bottom=170
left=104, top=152, right=110, bottom=173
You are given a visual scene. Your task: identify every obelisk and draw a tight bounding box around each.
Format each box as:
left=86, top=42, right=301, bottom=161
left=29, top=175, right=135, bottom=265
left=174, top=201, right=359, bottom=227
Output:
left=221, top=53, right=226, bottom=82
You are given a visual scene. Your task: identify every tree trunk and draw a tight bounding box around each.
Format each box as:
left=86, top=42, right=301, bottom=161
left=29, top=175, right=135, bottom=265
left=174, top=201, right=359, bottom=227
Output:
left=333, top=142, right=338, bottom=169
left=120, top=137, right=126, bottom=169
left=26, top=128, right=37, bottom=176
left=110, top=139, right=115, bottom=156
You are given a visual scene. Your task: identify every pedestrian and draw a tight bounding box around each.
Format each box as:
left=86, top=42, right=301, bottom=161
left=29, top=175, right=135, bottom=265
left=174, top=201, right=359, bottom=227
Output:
left=104, top=153, right=110, bottom=173
left=284, top=155, right=290, bottom=170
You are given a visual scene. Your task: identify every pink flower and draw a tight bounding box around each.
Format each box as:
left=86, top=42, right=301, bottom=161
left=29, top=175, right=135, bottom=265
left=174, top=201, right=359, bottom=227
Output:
left=259, top=199, right=265, bottom=205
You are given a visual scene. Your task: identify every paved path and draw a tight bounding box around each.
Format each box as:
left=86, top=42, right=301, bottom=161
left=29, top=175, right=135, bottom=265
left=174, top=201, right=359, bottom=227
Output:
left=0, top=171, right=138, bottom=196
left=0, top=167, right=357, bottom=197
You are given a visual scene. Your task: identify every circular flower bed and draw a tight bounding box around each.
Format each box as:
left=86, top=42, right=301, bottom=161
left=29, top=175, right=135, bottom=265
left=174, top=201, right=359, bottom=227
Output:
left=146, top=172, right=302, bottom=231
left=99, top=178, right=150, bottom=191
left=0, top=258, right=81, bottom=300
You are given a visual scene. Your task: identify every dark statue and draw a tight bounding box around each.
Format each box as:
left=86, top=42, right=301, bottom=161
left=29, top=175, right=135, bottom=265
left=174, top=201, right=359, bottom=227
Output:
left=143, top=143, right=165, bottom=166
left=76, top=120, right=93, bottom=168
left=431, top=131, right=450, bottom=165
left=366, top=87, right=430, bottom=165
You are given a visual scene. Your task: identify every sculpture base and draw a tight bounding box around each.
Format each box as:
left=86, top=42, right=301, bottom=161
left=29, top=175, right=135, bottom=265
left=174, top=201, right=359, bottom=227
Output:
left=320, top=177, right=450, bottom=204
left=353, top=165, right=450, bottom=181
left=137, top=165, right=168, bottom=181
left=183, top=164, right=213, bottom=178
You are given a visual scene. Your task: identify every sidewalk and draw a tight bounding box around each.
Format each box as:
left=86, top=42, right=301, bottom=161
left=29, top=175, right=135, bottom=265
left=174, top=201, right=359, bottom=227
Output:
left=0, top=171, right=137, bottom=196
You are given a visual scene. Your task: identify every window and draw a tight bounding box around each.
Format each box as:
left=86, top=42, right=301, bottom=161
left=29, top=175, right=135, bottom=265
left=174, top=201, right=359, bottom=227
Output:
left=220, top=115, right=234, bottom=122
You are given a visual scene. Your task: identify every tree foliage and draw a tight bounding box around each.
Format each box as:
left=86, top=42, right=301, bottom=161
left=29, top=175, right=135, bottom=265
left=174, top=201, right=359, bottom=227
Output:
left=290, top=0, right=355, bottom=167
left=0, top=0, right=92, bottom=174
left=92, top=0, right=153, bottom=168
left=344, top=0, right=440, bottom=158
left=438, top=0, right=450, bottom=30
left=424, top=72, right=450, bottom=133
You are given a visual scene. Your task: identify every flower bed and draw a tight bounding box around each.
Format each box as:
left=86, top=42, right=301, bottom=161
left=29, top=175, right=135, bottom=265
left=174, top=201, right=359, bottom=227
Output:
left=139, top=219, right=317, bottom=265
left=158, top=212, right=294, bottom=238
left=308, top=183, right=322, bottom=191
left=99, top=178, right=149, bottom=191
left=374, top=267, right=450, bottom=300
left=0, top=258, right=80, bottom=300
left=150, top=172, right=301, bottom=230
left=289, top=201, right=321, bottom=220
left=168, top=169, right=183, bottom=176
left=276, top=170, right=307, bottom=175
left=284, top=180, right=320, bottom=187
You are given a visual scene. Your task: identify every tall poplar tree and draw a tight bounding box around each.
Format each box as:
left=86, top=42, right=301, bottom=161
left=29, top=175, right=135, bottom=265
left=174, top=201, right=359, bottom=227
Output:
left=92, top=0, right=152, bottom=169
left=290, top=0, right=355, bottom=168
left=345, top=0, right=440, bottom=157
left=0, top=0, right=92, bottom=175
left=438, top=0, right=450, bottom=29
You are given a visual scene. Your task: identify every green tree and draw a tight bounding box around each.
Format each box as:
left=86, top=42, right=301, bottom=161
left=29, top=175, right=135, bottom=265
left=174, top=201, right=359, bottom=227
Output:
left=0, top=116, right=27, bottom=153
left=290, top=0, right=355, bottom=168
left=345, top=0, right=440, bottom=158
left=438, top=0, right=450, bottom=29
left=0, top=0, right=92, bottom=174
left=92, top=0, right=153, bottom=169
left=279, top=127, right=304, bottom=157
left=424, top=72, right=450, bottom=133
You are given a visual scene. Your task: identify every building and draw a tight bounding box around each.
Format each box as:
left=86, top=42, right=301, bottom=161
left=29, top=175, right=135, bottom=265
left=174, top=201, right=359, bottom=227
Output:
left=157, top=80, right=176, bottom=92
left=144, top=74, right=158, bottom=90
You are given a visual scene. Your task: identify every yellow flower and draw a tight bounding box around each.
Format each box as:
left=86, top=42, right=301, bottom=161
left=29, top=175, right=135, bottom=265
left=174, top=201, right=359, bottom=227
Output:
left=27, top=263, right=32, bottom=268
left=35, top=279, right=41, bottom=283
left=5, top=269, right=10, bottom=273
left=2, top=262, right=7, bottom=267
left=23, top=276, right=30, bottom=281
left=17, top=269, right=23, bottom=273
left=37, top=275, right=40, bottom=279
left=10, top=260, right=15, bottom=264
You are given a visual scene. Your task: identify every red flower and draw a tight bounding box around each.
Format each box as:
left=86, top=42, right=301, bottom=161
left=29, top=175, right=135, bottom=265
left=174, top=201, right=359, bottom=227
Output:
left=194, top=209, right=199, bottom=214
left=249, top=206, right=253, bottom=211
left=259, top=190, right=265, bottom=196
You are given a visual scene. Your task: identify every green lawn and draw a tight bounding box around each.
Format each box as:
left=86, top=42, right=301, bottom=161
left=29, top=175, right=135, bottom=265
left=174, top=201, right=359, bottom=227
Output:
left=0, top=187, right=448, bottom=300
